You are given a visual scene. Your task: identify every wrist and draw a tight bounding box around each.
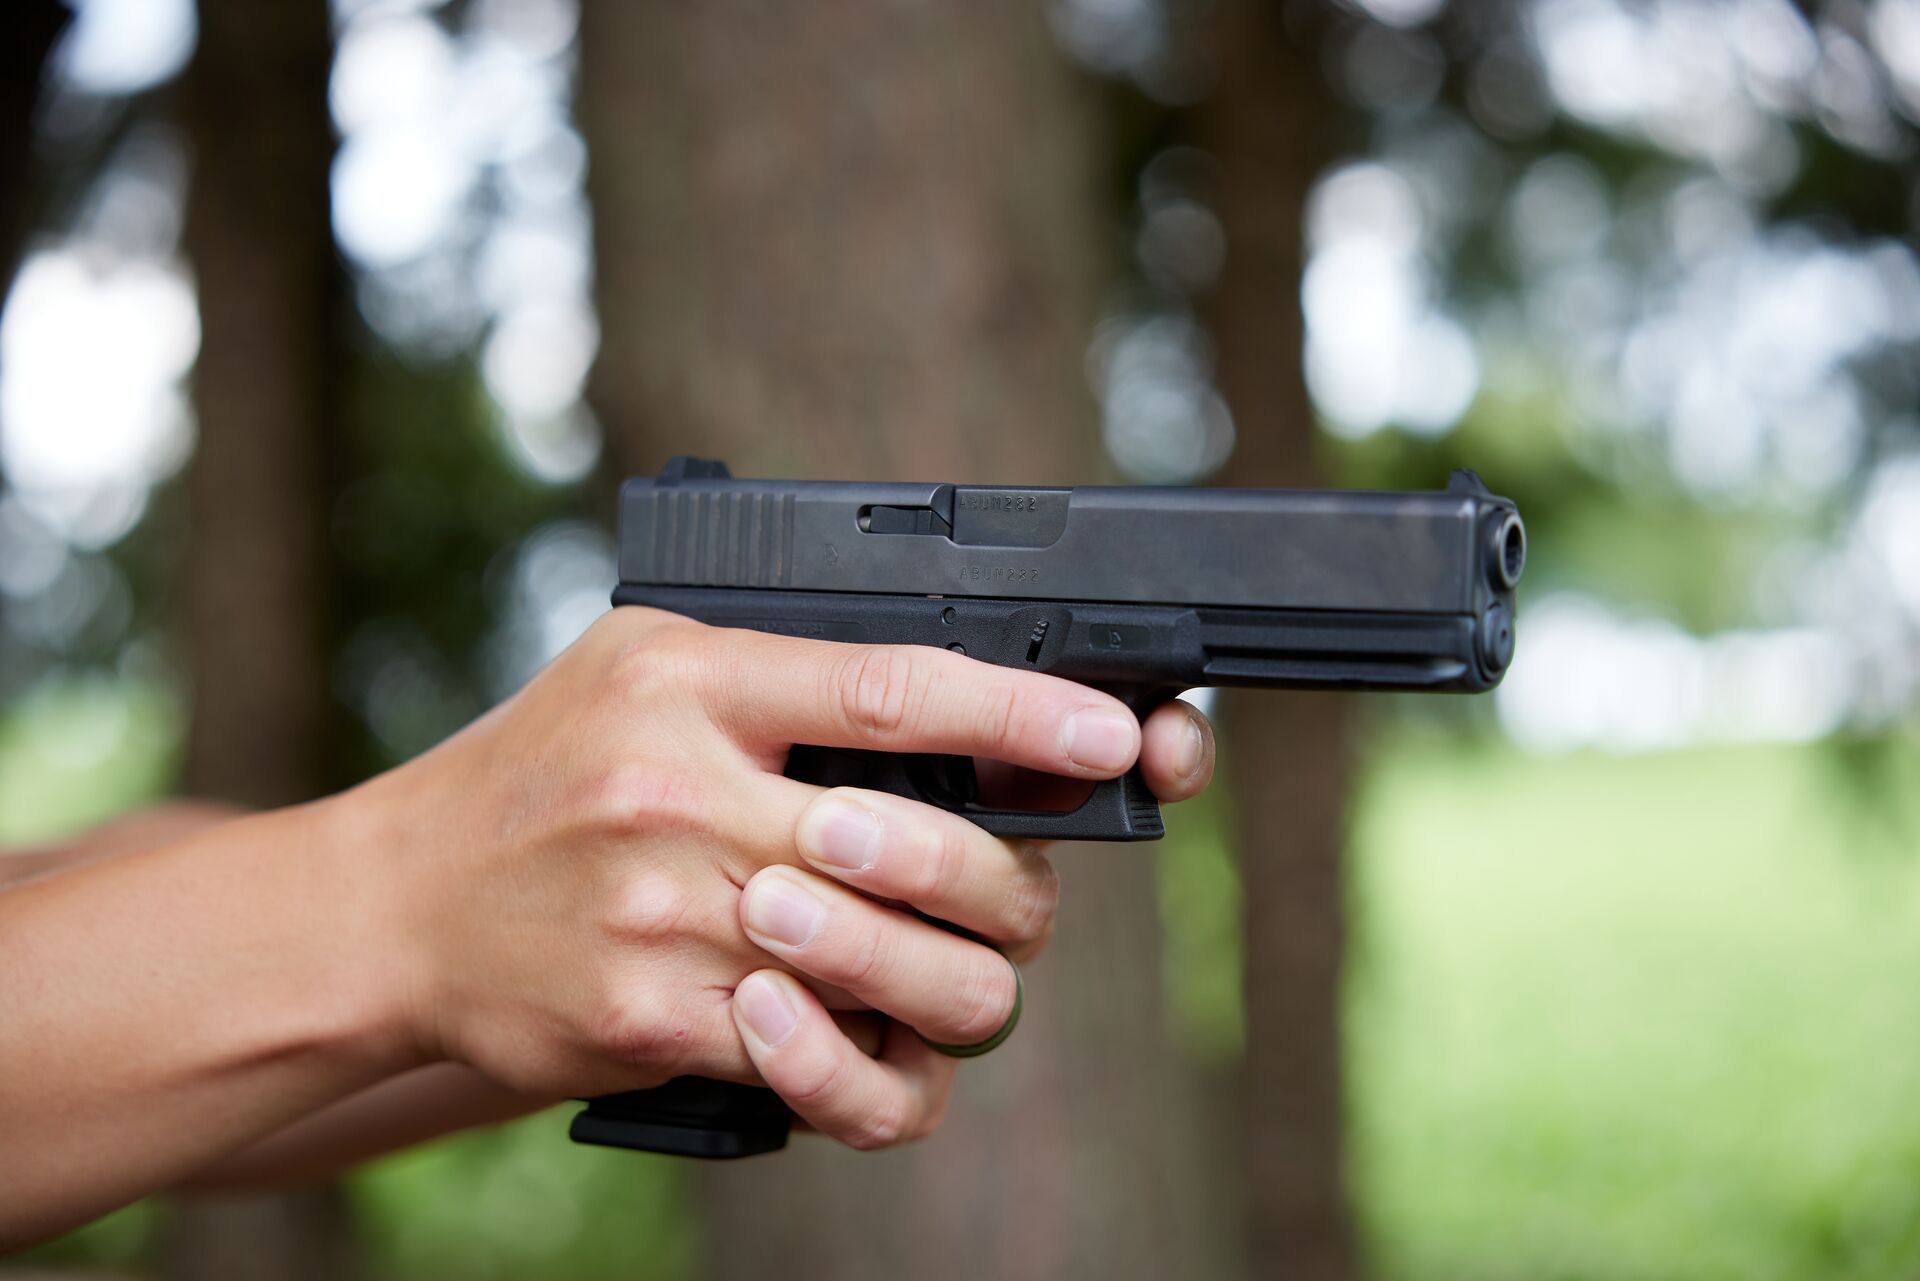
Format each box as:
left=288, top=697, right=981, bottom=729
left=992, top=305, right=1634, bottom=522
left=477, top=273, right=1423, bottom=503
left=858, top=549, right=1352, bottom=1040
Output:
left=293, top=784, right=439, bottom=1076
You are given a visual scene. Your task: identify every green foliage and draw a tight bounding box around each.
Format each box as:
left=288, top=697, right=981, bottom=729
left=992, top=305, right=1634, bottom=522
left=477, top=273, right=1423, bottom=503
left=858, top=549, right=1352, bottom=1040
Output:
left=13, top=1202, right=159, bottom=1272
left=0, top=669, right=179, bottom=844
left=1326, top=377, right=1835, bottom=637
left=350, top=1109, right=695, bottom=1281
left=328, top=348, right=587, bottom=785
left=1539, top=495, right=1795, bottom=634
left=1350, top=734, right=1920, bottom=1281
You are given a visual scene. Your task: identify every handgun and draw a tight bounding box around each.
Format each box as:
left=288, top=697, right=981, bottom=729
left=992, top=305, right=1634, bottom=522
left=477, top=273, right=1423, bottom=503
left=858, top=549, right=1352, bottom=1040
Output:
left=569, top=456, right=1525, bottom=1158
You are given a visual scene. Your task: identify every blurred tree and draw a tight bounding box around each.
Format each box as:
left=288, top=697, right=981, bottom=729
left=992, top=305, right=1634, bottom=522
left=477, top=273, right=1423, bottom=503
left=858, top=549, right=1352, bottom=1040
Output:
left=1201, top=4, right=1357, bottom=1279
left=0, top=1, right=68, bottom=285
left=161, top=1, right=357, bottom=1278
left=0, top=0, right=66, bottom=541
left=578, top=3, right=1237, bottom=1278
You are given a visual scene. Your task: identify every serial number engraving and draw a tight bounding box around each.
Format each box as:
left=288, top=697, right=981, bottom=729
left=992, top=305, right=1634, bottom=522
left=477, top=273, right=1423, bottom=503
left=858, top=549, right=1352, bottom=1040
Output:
left=959, top=565, right=1040, bottom=584
left=958, top=492, right=1040, bottom=512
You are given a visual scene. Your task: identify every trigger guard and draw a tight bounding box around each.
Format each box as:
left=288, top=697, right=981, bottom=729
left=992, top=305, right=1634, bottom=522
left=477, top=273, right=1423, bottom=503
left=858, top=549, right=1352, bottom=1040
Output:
left=782, top=746, right=1164, bottom=842
left=958, top=767, right=1164, bottom=842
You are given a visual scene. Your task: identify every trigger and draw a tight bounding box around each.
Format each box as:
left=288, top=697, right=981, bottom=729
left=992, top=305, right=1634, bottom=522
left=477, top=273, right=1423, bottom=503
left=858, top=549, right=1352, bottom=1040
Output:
left=907, top=754, right=979, bottom=809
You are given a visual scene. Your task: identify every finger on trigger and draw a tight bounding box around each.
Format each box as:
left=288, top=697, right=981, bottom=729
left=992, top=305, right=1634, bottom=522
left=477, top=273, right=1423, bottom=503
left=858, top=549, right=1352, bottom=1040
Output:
left=704, top=632, right=1142, bottom=779
left=1139, top=699, right=1214, bottom=803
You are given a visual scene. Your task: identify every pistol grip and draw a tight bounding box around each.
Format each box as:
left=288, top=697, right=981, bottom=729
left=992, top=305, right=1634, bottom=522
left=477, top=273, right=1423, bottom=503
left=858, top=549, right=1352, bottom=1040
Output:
left=570, top=716, right=1166, bottom=1158
left=571, top=1078, right=790, bottom=1158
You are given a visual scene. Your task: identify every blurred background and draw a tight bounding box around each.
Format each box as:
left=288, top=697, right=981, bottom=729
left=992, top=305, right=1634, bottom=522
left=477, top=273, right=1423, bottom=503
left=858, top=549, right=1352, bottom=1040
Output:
left=3, top=0, right=1919, bottom=1277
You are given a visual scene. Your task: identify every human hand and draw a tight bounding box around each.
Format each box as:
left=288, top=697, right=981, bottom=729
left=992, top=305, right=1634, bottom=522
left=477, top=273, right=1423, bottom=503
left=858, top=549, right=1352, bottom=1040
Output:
left=353, top=606, right=1215, bottom=1149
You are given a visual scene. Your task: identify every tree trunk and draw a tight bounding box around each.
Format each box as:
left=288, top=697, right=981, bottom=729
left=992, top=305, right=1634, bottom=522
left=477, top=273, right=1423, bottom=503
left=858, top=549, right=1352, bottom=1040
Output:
left=175, top=0, right=337, bottom=809
left=0, top=0, right=68, bottom=520
left=578, top=5, right=1234, bottom=1278
left=1202, top=4, right=1357, bottom=1279
left=0, top=0, right=67, bottom=286
left=164, top=2, right=352, bottom=1278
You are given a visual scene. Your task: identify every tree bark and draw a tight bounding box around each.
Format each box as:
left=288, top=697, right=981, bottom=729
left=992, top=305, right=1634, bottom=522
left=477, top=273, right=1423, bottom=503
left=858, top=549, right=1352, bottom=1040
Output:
left=175, top=0, right=337, bottom=809
left=1202, top=4, right=1357, bottom=1279
left=578, top=5, right=1234, bottom=1278
left=165, top=2, right=351, bottom=1277
left=0, top=0, right=68, bottom=286
left=579, top=3, right=1104, bottom=488
left=0, top=0, right=67, bottom=523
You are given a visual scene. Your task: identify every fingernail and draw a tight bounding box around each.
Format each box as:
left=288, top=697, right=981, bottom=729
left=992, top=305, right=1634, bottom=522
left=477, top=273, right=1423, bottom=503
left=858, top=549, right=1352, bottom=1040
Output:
left=799, top=798, right=884, bottom=871
left=736, top=974, right=797, bottom=1047
left=1175, top=714, right=1205, bottom=780
left=744, top=873, right=825, bottom=948
left=1062, top=707, right=1136, bottom=772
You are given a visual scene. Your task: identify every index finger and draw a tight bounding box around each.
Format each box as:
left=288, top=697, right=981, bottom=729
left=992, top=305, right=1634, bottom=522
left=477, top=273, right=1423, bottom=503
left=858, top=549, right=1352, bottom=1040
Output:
left=700, top=631, right=1143, bottom=779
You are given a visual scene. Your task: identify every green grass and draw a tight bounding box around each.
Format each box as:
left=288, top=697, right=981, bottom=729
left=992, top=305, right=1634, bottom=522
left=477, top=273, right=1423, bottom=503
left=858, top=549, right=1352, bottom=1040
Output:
left=1349, top=735, right=1920, bottom=1281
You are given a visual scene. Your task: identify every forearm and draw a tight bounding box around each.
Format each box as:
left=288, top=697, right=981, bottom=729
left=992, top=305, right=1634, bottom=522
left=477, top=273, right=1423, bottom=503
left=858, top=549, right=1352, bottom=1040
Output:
left=179, top=1064, right=546, bottom=1192
left=0, top=802, right=245, bottom=889
left=0, top=796, right=423, bottom=1249
left=0, top=800, right=527, bottom=1200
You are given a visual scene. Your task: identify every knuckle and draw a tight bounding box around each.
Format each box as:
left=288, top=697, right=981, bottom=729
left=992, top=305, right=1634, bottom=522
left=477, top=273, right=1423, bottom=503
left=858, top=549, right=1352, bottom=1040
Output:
left=1004, top=852, right=1061, bottom=944
left=580, top=608, right=657, bottom=666
left=947, top=952, right=1017, bottom=1044
left=911, top=822, right=969, bottom=908
left=606, top=870, right=695, bottom=944
left=834, top=646, right=922, bottom=739
left=611, top=619, right=710, bottom=697
left=588, top=761, right=710, bottom=834
left=917, top=1086, right=951, bottom=1139
left=778, top=1044, right=850, bottom=1111
left=846, top=1095, right=910, bottom=1151
left=836, top=920, right=898, bottom=992
left=976, top=682, right=1023, bottom=756
left=594, top=991, right=693, bottom=1075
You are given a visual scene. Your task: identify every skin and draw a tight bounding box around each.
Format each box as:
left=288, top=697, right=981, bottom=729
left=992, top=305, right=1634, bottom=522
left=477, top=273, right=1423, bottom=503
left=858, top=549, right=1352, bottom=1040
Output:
left=0, top=607, right=1215, bottom=1250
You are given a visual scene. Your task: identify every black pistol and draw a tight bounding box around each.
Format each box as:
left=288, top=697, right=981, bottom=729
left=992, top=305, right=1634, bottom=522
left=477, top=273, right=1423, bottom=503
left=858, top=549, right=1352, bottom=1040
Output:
left=571, top=456, right=1525, bottom=1158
